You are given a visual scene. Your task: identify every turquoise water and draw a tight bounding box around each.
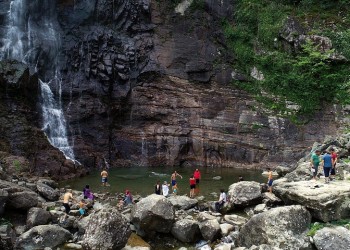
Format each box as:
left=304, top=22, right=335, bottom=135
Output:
left=60, top=167, right=266, bottom=199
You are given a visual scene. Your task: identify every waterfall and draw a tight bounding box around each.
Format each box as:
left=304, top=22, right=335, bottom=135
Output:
left=0, top=0, right=76, bottom=161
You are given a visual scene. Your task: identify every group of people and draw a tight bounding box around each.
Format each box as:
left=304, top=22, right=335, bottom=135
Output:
left=154, top=169, right=202, bottom=198
left=310, top=148, right=338, bottom=183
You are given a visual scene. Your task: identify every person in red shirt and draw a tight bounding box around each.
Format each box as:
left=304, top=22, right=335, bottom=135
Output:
left=330, top=148, right=338, bottom=181
left=193, top=169, right=201, bottom=184
left=189, top=175, right=196, bottom=198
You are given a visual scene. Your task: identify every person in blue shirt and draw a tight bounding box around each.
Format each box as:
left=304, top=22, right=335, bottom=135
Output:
left=322, top=151, right=333, bottom=184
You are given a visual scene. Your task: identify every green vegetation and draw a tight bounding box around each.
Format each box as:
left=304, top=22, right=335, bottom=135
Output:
left=307, top=219, right=350, bottom=236
left=13, top=160, right=22, bottom=172
left=223, top=0, right=350, bottom=122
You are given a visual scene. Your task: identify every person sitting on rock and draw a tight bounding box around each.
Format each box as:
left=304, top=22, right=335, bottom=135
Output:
left=117, top=197, right=124, bottom=210
left=83, top=184, right=94, bottom=200
left=215, top=189, right=227, bottom=212
left=123, top=190, right=133, bottom=206
left=172, top=183, right=179, bottom=195
left=79, top=199, right=87, bottom=220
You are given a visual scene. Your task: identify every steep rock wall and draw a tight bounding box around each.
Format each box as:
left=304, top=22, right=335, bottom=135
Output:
left=57, top=0, right=345, bottom=168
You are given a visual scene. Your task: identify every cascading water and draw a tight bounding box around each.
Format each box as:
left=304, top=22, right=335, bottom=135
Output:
left=0, top=0, right=76, bottom=161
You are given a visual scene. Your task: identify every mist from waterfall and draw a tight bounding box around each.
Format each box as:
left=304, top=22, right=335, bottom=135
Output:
left=0, top=0, right=76, bottom=161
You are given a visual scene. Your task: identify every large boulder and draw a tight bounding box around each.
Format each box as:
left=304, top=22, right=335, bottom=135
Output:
left=7, top=191, right=38, bottom=210
left=167, top=195, right=198, bottom=210
left=228, top=181, right=262, bottom=208
left=130, top=194, right=175, bottom=234
left=0, top=180, right=38, bottom=210
left=26, top=207, right=51, bottom=228
left=15, top=225, right=71, bottom=249
left=273, top=180, right=350, bottom=222
left=313, top=226, right=350, bottom=250
left=36, top=182, right=60, bottom=201
left=237, top=205, right=312, bottom=249
left=171, top=219, right=201, bottom=243
left=199, top=219, right=221, bottom=241
left=82, top=206, right=131, bottom=250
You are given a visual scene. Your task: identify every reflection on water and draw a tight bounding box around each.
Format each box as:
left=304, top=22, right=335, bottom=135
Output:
left=60, top=167, right=266, bottom=198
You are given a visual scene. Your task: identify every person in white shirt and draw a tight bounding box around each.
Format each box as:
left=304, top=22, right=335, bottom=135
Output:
left=162, top=181, right=170, bottom=197
left=215, top=189, right=227, bottom=212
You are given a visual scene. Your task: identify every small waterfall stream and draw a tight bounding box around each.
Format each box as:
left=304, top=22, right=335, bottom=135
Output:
left=0, top=0, right=76, bottom=160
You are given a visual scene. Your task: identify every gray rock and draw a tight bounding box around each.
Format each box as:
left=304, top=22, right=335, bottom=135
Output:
left=314, top=226, right=350, bottom=250
left=167, top=195, right=198, bottom=210
left=220, top=223, right=234, bottom=236
left=274, top=179, right=350, bottom=222
left=37, top=182, right=60, bottom=201
left=261, top=192, right=283, bottom=207
left=15, top=225, right=71, bottom=249
left=7, top=191, right=38, bottom=210
left=224, top=214, right=248, bottom=227
left=228, top=181, right=262, bottom=208
left=0, top=224, right=16, bottom=250
left=75, top=214, right=91, bottom=234
left=82, top=206, right=131, bottom=250
left=238, top=205, right=312, bottom=249
left=199, top=219, right=221, bottom=241
left=131, top=194, right=175, bottom=234
left=0, top=189, right=8, bottom=215
left=171, top=219, right=201, bottom=243
left=26, top=207, right=51, bottom=228
left=275, top=165, right=292, bottom=177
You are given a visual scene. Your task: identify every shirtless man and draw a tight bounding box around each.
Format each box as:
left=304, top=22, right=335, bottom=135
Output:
left=171, top=171, right=182, bottom=190
left=62, top=189, right=74, bottom=220
left=101, top=169, right=109, bottom=186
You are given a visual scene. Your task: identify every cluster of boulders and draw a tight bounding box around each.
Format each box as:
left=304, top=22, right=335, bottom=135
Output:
left=1, top=136, right=350, bottom=249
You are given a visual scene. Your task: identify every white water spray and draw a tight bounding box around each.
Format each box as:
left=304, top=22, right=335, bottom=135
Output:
left=0, top=0, right=76, bottom=161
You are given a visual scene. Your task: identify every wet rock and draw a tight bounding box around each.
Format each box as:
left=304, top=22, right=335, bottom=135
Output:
left=274, top=180, right=350, bottom=222
left=199, top=219, right=221, bottom=241
left=313, top=226, right=350, bottom=250
left=237, top=205, right=312, bottom=249
left=26, top=207, right=51, bottom=229
left=171, top=219, right=201, bottom=243
left=15, top=225, right=71, bottom=249
left=130, top=194, right=175, bottom=235
left=228, top=181, right=262, bottom=208
left=167, top=195, right=198, bottom=210
left=82, top=206, right=131, bottom=250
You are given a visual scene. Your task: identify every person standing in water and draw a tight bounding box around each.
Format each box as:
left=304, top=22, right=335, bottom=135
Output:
left=171, top=171, right=182, bottom=190
left=155, top=180, right=161, bottom=195
left=101, top=169, right=109, bottom=186
left=193, top=169, right=201, bottom=184
left=162, top=181, right=170, bottom=197
left=189, top=175, right=196, bottom=198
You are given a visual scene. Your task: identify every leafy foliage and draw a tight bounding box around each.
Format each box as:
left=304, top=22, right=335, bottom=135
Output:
left=223, top=0, right=350, bottom=121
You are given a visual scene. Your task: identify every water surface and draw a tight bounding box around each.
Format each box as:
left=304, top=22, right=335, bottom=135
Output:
left=61, top=166, right=266, bottom=199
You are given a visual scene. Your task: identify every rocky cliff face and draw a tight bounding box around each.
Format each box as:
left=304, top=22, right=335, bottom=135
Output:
left=0, top=0, right=347, bottom=175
